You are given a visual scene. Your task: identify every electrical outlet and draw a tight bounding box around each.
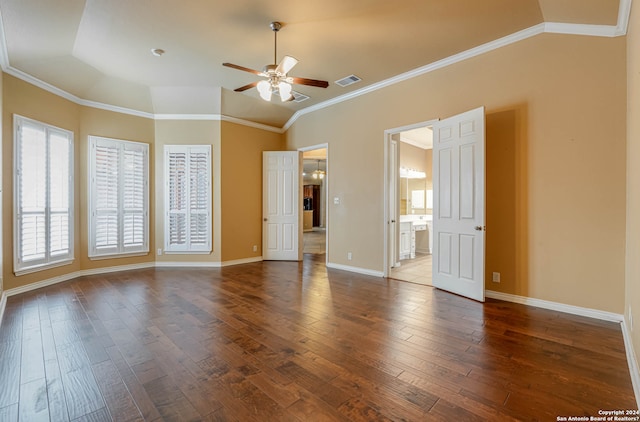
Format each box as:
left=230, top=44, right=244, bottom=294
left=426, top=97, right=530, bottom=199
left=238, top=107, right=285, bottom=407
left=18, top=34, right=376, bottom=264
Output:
left=492, top=272, right=500, bottom=283
left=157, top=248, right=162, bottom=256
left=347, top=252, right=352, bottom=261
left=252, top=245, right=258, bottom=252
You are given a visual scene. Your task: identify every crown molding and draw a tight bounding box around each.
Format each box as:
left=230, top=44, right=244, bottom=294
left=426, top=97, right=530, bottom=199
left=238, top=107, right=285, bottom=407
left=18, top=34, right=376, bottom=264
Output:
left=283, top=23, right=546, bottom=130
left=0, top=1, right=631, bottom=132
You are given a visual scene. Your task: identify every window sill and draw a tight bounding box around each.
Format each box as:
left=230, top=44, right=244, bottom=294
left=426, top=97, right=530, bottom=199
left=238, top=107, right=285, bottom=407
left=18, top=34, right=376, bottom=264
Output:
left=89, top=251, right=149, bottom=261
left=14, top=259, right=75, bottom=277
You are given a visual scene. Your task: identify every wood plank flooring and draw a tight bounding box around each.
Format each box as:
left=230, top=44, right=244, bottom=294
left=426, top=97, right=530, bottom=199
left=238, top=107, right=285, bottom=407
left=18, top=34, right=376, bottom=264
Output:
left=0, top=254, right=636, bottom=421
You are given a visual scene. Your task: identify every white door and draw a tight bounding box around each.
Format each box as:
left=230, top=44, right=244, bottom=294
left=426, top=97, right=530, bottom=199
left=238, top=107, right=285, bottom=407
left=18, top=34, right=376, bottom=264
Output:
left=432, top=107, right=485, bottom=302
left=263, top=151, right=302, bottom=261
left=388, top=139, right=399, bottom=269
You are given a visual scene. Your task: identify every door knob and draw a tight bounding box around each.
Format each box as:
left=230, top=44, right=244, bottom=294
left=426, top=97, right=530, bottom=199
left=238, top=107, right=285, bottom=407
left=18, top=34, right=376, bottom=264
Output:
left=475, top=226, right=483, bottom=231
left=264, top=218, right=268, bottom=222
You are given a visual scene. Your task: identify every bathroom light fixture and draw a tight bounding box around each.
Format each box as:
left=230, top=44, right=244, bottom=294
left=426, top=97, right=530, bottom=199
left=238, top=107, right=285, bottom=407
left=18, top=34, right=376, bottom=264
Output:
left=399, top=167, right=426, bottom=178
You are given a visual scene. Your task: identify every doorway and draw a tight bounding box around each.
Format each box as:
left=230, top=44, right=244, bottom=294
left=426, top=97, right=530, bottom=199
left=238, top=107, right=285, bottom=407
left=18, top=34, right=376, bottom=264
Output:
left=385, top=121, right=437, bottom=285
left=300, top=145, right=328, bottom=258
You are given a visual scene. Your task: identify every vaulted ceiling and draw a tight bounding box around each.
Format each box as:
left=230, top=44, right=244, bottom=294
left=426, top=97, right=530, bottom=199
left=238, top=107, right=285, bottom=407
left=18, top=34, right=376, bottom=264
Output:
left=0, top=0, right=624, bottom=128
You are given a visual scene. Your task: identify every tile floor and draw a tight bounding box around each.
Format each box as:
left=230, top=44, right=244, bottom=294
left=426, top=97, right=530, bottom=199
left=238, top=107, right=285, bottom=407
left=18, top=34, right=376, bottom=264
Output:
left=390, top=253, right=432, bottom=285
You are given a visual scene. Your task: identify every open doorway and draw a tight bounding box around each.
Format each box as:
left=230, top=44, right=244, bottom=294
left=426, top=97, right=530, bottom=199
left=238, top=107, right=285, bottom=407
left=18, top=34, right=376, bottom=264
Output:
left=300, top=146, right=327, bottom=257
left=385, top=122, right=435, bottom=285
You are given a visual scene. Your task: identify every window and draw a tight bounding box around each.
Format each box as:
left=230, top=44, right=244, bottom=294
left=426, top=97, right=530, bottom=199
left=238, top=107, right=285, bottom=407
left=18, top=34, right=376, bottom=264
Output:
left=89, top=136, right=149, bottom=258
left=14, top=115, right=74, bottom=274
left=164, top=145, right=211, bottom=253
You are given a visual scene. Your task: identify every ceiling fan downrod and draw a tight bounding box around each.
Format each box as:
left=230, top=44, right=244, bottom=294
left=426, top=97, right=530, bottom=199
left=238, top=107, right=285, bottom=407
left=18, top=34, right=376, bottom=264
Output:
left=270, top=21, right=282, bottom=66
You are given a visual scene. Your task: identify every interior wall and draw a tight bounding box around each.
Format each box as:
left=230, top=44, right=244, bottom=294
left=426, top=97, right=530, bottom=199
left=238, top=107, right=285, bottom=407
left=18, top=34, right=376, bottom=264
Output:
left=2, top=74, right=158, bottom=291
left=154, top=119, right=222, bottom=263
left=286, top=32, right=627, bottom=314
left=2, top=74, right=82, bottom=290
left=79, top=106, right=156, bottom=270
left=220, top=121, right=284, bottom=262
left=626, top=0, right=640, bottom=388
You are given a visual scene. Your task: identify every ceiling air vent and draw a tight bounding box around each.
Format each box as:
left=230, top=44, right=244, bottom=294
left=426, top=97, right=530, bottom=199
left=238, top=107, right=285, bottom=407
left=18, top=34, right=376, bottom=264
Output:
left=292, top=91, right=310, bottom=103
left=335, top=74, right=361, bottom=87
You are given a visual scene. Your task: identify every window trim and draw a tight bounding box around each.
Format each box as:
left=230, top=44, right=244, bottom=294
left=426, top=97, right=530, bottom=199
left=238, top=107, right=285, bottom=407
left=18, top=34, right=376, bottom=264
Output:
left=163, top=145, right=212, bottom=254
left=88, top=136, right=149, bottom=259
left=13, top=114, right=75, bottom=275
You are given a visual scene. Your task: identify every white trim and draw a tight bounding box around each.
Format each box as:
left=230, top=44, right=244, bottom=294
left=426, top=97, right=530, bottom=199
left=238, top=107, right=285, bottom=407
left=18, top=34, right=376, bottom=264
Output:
left=544, top=22, right=618, bottom=37
left=0, top=257, right=637, bottom=410
left=0, top=291, right=7, bottom=326
left=14, top=259, right=74, bottom=277
left=298, top=143, right=330, bottom=263
left=485, top=290, right=624, bottom=322
left=220, top=257, right=263, bottom=267
left=219, top=115, right=285, bottom=134
left=77, top=262, right=155, bottom=277
left=4, top=262, right=153, bottom=297
left=155, top=257, right=263, bottom=268
left=89, top=252, right=149, bottom=261
left=0, top=8, right=9, bottom=69
left=155, top=261, right=222, bottom=268
left=326, top=262, right=384, bottom=277
left=154, top=114, right=221, bottom=121
left=617, top=0, right=633, bottom=36
left=282, top=24, right=546, bottom=131
left=0, top=2, right=631, bottom=133
left=622, top=319, right=640, bottom=410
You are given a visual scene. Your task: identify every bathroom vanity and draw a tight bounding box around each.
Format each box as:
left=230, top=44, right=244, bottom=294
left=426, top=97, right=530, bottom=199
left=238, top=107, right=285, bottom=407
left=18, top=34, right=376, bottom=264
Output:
left=399, top=215, right=433, bottom=260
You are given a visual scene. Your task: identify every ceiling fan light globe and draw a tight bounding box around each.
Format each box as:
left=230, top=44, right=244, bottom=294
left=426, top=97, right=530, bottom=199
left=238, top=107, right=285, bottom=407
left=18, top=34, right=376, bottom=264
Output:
left=278, top=81, right=293, bottom=101
left=257, top=80, right=272, bottom=101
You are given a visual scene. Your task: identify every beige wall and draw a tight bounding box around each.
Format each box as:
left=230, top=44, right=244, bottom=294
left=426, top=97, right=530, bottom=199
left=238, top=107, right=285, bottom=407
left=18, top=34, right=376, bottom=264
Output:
left=220, top=121, right=284, bottom=261
left=3, top=75, right=156, bottom=290
left=3, top=74, right=82, bottom=290
left=79, top=107, right=156, bottom=270
left=153, top=119, right=222, bottom=263
left=626, top=0, right=640, bottom=387
left=286, top=33, right=627, bottom=314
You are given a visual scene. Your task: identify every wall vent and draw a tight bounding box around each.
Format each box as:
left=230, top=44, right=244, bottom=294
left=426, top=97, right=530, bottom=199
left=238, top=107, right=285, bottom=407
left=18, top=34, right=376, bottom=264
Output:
left=335, top=74, right=361, bottom=87
left=292, top=91, right=310, bottom=103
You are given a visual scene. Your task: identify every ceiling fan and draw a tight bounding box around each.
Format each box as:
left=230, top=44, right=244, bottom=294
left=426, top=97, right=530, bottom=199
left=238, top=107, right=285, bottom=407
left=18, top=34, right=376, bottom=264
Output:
left=223, top=22, right=329, bottom=102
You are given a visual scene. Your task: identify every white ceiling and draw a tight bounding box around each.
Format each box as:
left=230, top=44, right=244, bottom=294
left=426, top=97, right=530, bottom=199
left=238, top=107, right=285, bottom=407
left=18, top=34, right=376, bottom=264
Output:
left=0, top=0, right=624, bottom=127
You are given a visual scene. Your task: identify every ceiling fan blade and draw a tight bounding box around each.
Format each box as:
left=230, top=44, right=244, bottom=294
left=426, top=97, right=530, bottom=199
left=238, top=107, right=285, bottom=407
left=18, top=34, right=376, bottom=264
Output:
left=223, top=62, right=265, bottom=76
left=287, top=77, right=329, bottom=88
left=275, top=55, right=298, bottom=75
left=234, top=82, right=259, bottom=92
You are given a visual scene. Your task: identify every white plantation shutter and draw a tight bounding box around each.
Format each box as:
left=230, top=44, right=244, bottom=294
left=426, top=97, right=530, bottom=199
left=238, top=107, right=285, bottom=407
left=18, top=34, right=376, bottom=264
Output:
left=14, top=115, right=73, bottom=274
left=164, top=145, right=211, bottom=252
left=90, top=137, right=148, bottom=257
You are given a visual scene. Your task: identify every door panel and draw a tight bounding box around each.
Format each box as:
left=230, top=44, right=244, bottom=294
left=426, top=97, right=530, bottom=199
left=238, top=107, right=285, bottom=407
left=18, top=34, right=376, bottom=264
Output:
left=432, top=107, right=485, bottom=302
left=263, top=151, right=302, bottom=261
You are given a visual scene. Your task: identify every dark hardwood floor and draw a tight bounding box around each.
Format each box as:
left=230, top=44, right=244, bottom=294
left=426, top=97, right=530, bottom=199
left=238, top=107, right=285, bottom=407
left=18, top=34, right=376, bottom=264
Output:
left=0, top=254, right=636, bottom=421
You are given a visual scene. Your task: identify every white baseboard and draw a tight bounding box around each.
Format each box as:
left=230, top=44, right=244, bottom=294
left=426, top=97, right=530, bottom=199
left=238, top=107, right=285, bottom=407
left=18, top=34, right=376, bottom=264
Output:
left=155, top=256, right=263, bottom=268
left=4, top=257, right=264, bottom=298
left=621, top=319, right=640, bottom=410
left=485, top=290, right=624, bottom=322
left=326, top=262, right=384, bottom=277
left=156, top=261, right=223, bottom=268
left=5, top=262, right=157, bottom=297
left=220, top=256, right=263, bottom=267
left=487, top=290, right=639, bottom=409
